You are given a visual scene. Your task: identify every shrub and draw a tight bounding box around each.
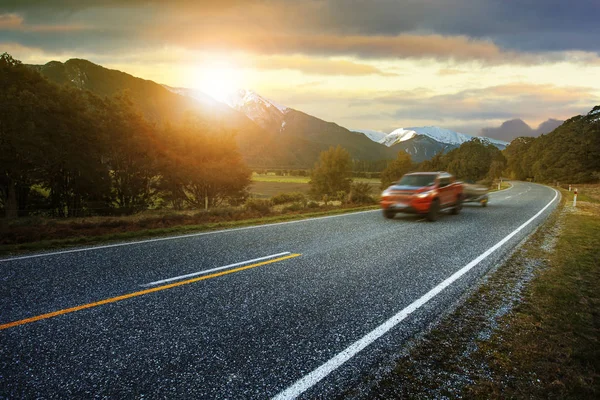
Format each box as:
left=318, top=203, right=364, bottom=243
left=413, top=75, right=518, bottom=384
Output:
left=282, top=202, right=304, bottom=212
left=348, top=182, right=376, bottom=204
left=245, top=198, right=272, bottom=215
left=336, top=190, right=348, bottom=203
left=271, top=192, right=307, bottom=205
left=194, top=207, right=239, bottom=219
left=307, top=201, right=320, bottom=209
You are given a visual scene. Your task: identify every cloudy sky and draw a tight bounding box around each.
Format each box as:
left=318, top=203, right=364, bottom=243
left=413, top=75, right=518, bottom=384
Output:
left=2, top=0, right=600, bottom=134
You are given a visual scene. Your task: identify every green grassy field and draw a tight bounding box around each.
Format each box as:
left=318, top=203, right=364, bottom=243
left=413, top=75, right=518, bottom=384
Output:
left=249, top=174, right=382, bottom=198
left=251, top=173, right=380, bottom=184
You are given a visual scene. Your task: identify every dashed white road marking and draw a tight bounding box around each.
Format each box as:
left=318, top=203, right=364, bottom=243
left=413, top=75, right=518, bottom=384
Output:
left=140, top=252, right=292, bottom=287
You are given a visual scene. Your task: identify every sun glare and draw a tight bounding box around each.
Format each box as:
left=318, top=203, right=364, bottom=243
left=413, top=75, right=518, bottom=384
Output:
left=195, top=64, right=242, bottom=103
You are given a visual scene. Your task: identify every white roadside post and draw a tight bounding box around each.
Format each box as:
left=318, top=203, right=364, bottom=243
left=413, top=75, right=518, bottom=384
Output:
left=498, top=178, right=502, bottom=191
left=573, top=188, right=578, bottom=207
left=569, top=184, right=572, bottom=192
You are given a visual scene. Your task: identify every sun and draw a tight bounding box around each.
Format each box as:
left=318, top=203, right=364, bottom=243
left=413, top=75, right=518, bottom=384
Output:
left=195, top=64, right=242, bottom=103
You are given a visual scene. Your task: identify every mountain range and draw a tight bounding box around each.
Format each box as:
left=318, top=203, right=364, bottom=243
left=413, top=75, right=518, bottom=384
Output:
left=28, top=58, right=560, bottom=167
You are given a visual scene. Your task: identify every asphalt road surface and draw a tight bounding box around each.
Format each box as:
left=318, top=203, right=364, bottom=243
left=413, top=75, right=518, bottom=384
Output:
left=0, top=181, right=559, bottom=399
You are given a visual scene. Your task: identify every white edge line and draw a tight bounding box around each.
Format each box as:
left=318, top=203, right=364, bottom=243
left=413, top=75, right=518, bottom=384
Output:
left=272, top=188, right=559, bottom=400
left=140, top=252, right=292, bottom=287
left=489, top=181, right=514, bottom=194
left=0, top=210, right=378, bottom=263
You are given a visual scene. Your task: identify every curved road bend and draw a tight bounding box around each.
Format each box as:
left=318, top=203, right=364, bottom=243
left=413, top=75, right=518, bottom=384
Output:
left=0, top=181, right=558, bottom=399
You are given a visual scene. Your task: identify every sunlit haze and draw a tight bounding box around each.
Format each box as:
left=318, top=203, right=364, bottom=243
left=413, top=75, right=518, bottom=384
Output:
left=192, top=62, right=244, bottom=102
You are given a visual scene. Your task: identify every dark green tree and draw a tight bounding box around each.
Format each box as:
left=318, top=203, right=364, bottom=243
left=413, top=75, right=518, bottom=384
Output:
left=503, top=136, right=535, bottom=180
left=380, top=151, right=413, bottom=189
left=158, top=122, right=251, bottom=210
left=445, top=138, right=503, bottom=182
left=309, top=145, right=352, bottom=199
left=103, top=94, right=160, bottom=213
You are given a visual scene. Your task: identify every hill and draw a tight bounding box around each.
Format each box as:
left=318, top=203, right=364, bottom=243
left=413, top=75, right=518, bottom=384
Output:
left=504, top=106, right=599, bottom=183
left=30, top=59, right=401, bottom=168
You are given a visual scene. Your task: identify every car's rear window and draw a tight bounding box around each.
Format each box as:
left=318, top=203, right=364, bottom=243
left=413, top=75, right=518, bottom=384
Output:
left=397, top=175, right=435, bottom=187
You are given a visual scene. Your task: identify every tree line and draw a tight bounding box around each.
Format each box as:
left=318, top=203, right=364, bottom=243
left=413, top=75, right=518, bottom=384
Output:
left=378, top=138, right=506, bottom=189
left=503, top=106, right=600, bottom=183
left=0, top=53, right=250, bottom=218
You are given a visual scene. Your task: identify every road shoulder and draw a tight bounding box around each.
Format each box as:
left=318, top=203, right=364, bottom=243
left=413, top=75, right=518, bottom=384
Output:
left=350, top=187, right=599, bottom=398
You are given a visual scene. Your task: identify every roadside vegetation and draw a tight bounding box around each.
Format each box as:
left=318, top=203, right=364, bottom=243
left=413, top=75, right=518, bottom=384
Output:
left=360, top=185, right=600, bottom=399
left=0, top=203, right=378, bottom=256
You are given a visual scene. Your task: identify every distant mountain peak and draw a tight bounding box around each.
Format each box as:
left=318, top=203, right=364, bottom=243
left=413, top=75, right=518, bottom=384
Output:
left=226, top=89, right=288, bottom=114
left=355, top=126, right=507, bottom=147
left=353, top=125, right=507, bottom=162
left=224, top=89, right=290, bottom=132
left=481, top=118, right=563, bottom=142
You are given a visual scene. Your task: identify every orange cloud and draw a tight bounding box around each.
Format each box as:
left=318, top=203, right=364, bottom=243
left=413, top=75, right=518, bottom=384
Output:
left=252, top=55, right=397, bottom=76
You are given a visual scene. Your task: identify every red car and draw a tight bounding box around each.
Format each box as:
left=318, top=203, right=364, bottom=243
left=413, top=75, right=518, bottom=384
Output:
left=381, top=172, right=463, bottom=221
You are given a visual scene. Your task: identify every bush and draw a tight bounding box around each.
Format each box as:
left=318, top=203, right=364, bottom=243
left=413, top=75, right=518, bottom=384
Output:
left=282, top=202, right=304, bottom=212
left=244, top=198, right=272, bottom=215
left=348, top=182, right=376, bottom=204
left=271, top=192, right=307, bottom=205
left=307, top=201, right=320, bottom=209
left=194, top=207, right=239, bottom=219
left=336, top=190, right=348, bottom=203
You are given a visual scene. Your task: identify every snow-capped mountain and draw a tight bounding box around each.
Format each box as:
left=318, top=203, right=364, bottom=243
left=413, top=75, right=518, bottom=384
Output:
left=225, top=89, right=289, bottom=133
left=353, top=126, right=508, bottom=161
left=353, top=129, right=388, bottom=143
left=355, top=126, right=508, bottom=148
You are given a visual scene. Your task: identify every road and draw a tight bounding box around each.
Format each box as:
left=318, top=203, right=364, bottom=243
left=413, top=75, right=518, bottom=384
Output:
left=0, top=181, right=558, bottom=399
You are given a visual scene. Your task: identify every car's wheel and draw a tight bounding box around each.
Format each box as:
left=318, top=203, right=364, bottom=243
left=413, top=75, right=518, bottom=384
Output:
left=427, top=199, right=440, bottom=222
left=451, top=196, right=463, bottom=215
left=383, top=209, right=396, bottom=219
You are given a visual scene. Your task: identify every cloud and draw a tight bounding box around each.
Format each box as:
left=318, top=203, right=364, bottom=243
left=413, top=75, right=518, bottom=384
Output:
left=0, top=12, right=86, bottom=32
left=3, top=2, right=600, bottom=65
left=438, top=68, right=467, bottom=76
left=0, top=13, right=22, bottom=29
left=251, top=55, right=397, bottom=76
left=378, top=83, right=599, bottom=123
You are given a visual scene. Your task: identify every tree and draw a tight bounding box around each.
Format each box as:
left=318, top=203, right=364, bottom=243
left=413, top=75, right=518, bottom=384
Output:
left=103, top=94, right=160, bottom=213
left=503, top=137, right=535, bottom=180
left=158, top=121, right=251, bottom=210
left=380, top=151, right=413, bottom=189
left=0, top=53, right=44, bottom=217
left=0, top=53, right=110, bottom=218
left=445, top=138, right=503, bottom=182
left=309, top=145, right=352, bottom=199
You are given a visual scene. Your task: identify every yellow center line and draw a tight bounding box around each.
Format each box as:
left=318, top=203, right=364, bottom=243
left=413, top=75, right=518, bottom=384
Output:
left=0, top=253, right=302, bottom=331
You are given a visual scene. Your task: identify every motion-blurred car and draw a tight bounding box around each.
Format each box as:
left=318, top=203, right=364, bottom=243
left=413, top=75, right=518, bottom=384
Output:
left=462, top=180, right=489, bottom=207
left=380, top=172, right=463, bottom=221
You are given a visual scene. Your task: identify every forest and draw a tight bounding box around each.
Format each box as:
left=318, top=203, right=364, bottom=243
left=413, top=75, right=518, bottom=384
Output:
left=0, top=53, right=250, bottom=218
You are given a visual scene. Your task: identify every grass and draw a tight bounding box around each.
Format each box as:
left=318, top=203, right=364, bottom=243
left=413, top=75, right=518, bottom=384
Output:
left=249, top=174, right=382, bottom=198
left=249, top=181, right=310, bottom=198
left=465, top=189, right=600, bottom=398
left=251, top=173, right=380, bottom=185
left=362, top=184, right=600, bottom=398
left=0, top=205, right=378, bottom=257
